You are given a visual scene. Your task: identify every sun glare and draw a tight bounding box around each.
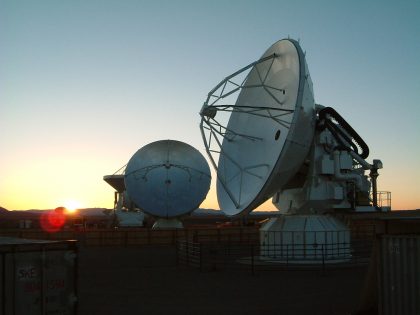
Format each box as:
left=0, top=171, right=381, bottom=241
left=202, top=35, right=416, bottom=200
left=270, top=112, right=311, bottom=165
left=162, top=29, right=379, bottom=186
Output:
left=63, top=200, right=81, bottom=213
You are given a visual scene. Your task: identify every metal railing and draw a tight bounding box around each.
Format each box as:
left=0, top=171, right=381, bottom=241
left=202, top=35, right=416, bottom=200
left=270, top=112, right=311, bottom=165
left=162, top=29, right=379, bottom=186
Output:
left=0, top=227, right=259, bottom=247
left=376, top=191, right=391, bottom=209
left=176, top=239, right=373, bottom=275
left=261, top=242, right=351, bottom=262
left=176, top=240, right=202, bottom=270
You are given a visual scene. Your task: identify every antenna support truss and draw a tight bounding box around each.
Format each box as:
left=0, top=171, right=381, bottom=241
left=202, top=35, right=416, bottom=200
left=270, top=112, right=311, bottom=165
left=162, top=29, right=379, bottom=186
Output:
left=199, top=54, right=292, bottom=208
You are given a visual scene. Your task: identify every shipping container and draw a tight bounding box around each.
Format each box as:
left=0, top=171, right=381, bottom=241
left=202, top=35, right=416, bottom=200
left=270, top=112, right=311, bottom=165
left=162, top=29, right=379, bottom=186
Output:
left=0, top=237, right=77, bottom=315
left=378, top=235, right=420, bottom=315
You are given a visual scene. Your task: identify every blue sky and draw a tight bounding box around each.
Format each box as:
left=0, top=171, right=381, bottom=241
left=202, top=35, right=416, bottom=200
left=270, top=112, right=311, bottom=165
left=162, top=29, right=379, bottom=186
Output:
left=0, top=0, right=419, bottom=210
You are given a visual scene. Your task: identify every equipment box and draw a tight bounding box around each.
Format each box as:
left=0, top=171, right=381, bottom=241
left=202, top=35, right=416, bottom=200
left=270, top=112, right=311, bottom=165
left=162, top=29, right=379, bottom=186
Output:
left=0, top=237, right=77, bottom=315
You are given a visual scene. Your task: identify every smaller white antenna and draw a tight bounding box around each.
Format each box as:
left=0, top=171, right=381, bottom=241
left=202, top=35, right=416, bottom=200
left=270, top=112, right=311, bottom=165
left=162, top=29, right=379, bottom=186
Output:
left=124, top=140, right=211, bottom=228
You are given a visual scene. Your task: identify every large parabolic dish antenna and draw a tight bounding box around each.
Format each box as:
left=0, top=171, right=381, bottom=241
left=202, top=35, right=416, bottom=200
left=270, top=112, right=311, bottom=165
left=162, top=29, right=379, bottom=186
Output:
left=200, top=39, right=315, bottom=216
left=124, top=140, right=211, bottom=219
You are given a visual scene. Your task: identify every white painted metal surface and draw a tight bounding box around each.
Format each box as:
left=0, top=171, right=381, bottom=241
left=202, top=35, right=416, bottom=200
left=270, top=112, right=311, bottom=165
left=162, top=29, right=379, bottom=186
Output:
left=260, top=215, right=351, bottom=262
left=200, top=39, right=315, bottom=216
left=115, top=210, right=145, bottom=227
left=124, top=140, right=211, bottom=219
left=200, top=38, right=388, bottom=263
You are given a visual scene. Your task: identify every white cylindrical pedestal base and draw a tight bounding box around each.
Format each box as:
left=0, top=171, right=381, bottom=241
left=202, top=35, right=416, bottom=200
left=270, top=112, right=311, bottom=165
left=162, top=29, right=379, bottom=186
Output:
left=260, top=215, right=351, bottom=263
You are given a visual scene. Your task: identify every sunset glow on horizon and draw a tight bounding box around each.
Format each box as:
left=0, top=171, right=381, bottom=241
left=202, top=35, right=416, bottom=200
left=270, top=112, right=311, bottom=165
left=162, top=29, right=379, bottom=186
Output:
left=62, top=200, right=82, bottom=213
left=1, top=1, right=419, bottom=212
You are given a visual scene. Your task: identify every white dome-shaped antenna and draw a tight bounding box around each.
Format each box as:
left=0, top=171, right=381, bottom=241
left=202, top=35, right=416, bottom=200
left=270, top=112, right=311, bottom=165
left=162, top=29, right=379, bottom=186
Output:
left=200, top=39, right=315, bottom=216
left=124, top=140, right=211, bottom=226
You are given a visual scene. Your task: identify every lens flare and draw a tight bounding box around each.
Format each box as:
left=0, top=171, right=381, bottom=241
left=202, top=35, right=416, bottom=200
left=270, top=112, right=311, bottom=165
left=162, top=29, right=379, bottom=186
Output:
left=40, top=207, right=66, bottom=233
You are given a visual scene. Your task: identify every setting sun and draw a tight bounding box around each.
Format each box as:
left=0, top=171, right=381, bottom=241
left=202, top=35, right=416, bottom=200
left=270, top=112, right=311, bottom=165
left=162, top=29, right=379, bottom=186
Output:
left=62, top=200, right=81, bottom=213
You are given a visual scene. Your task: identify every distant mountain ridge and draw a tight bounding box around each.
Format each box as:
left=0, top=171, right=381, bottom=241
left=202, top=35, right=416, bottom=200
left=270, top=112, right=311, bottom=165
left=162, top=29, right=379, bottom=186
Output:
left=25, top=208, right=109, bottom=216
left=19, top=208, right=223, bottom=216
left=0, top=206, right=8, bottom=213
left=1, top=207, right=278, bottom=217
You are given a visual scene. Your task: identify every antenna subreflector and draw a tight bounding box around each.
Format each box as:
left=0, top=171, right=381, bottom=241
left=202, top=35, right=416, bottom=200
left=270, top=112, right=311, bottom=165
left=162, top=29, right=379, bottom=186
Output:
left=200, top=39, right=315, bottom=216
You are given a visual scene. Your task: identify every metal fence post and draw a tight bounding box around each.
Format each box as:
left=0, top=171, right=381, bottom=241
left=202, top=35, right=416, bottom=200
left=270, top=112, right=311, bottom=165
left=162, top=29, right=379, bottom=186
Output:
left=251, top=244, right=255, bottom=276
left=186, top=241, right=189, bottom=267
left=199, top=243, right=203, bottom=272
left=175, top=241, right=179, bottom=266
left=2, top=251, right=5, bottom=315
left=41, top=246, right=46, bottom=315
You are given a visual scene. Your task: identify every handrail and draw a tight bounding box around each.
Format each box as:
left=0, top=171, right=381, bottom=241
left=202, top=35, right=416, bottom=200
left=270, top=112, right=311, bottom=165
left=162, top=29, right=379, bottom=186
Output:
left=176, top=238, right=373, bottom=274
left=375, top=191, right=391, bottom=209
